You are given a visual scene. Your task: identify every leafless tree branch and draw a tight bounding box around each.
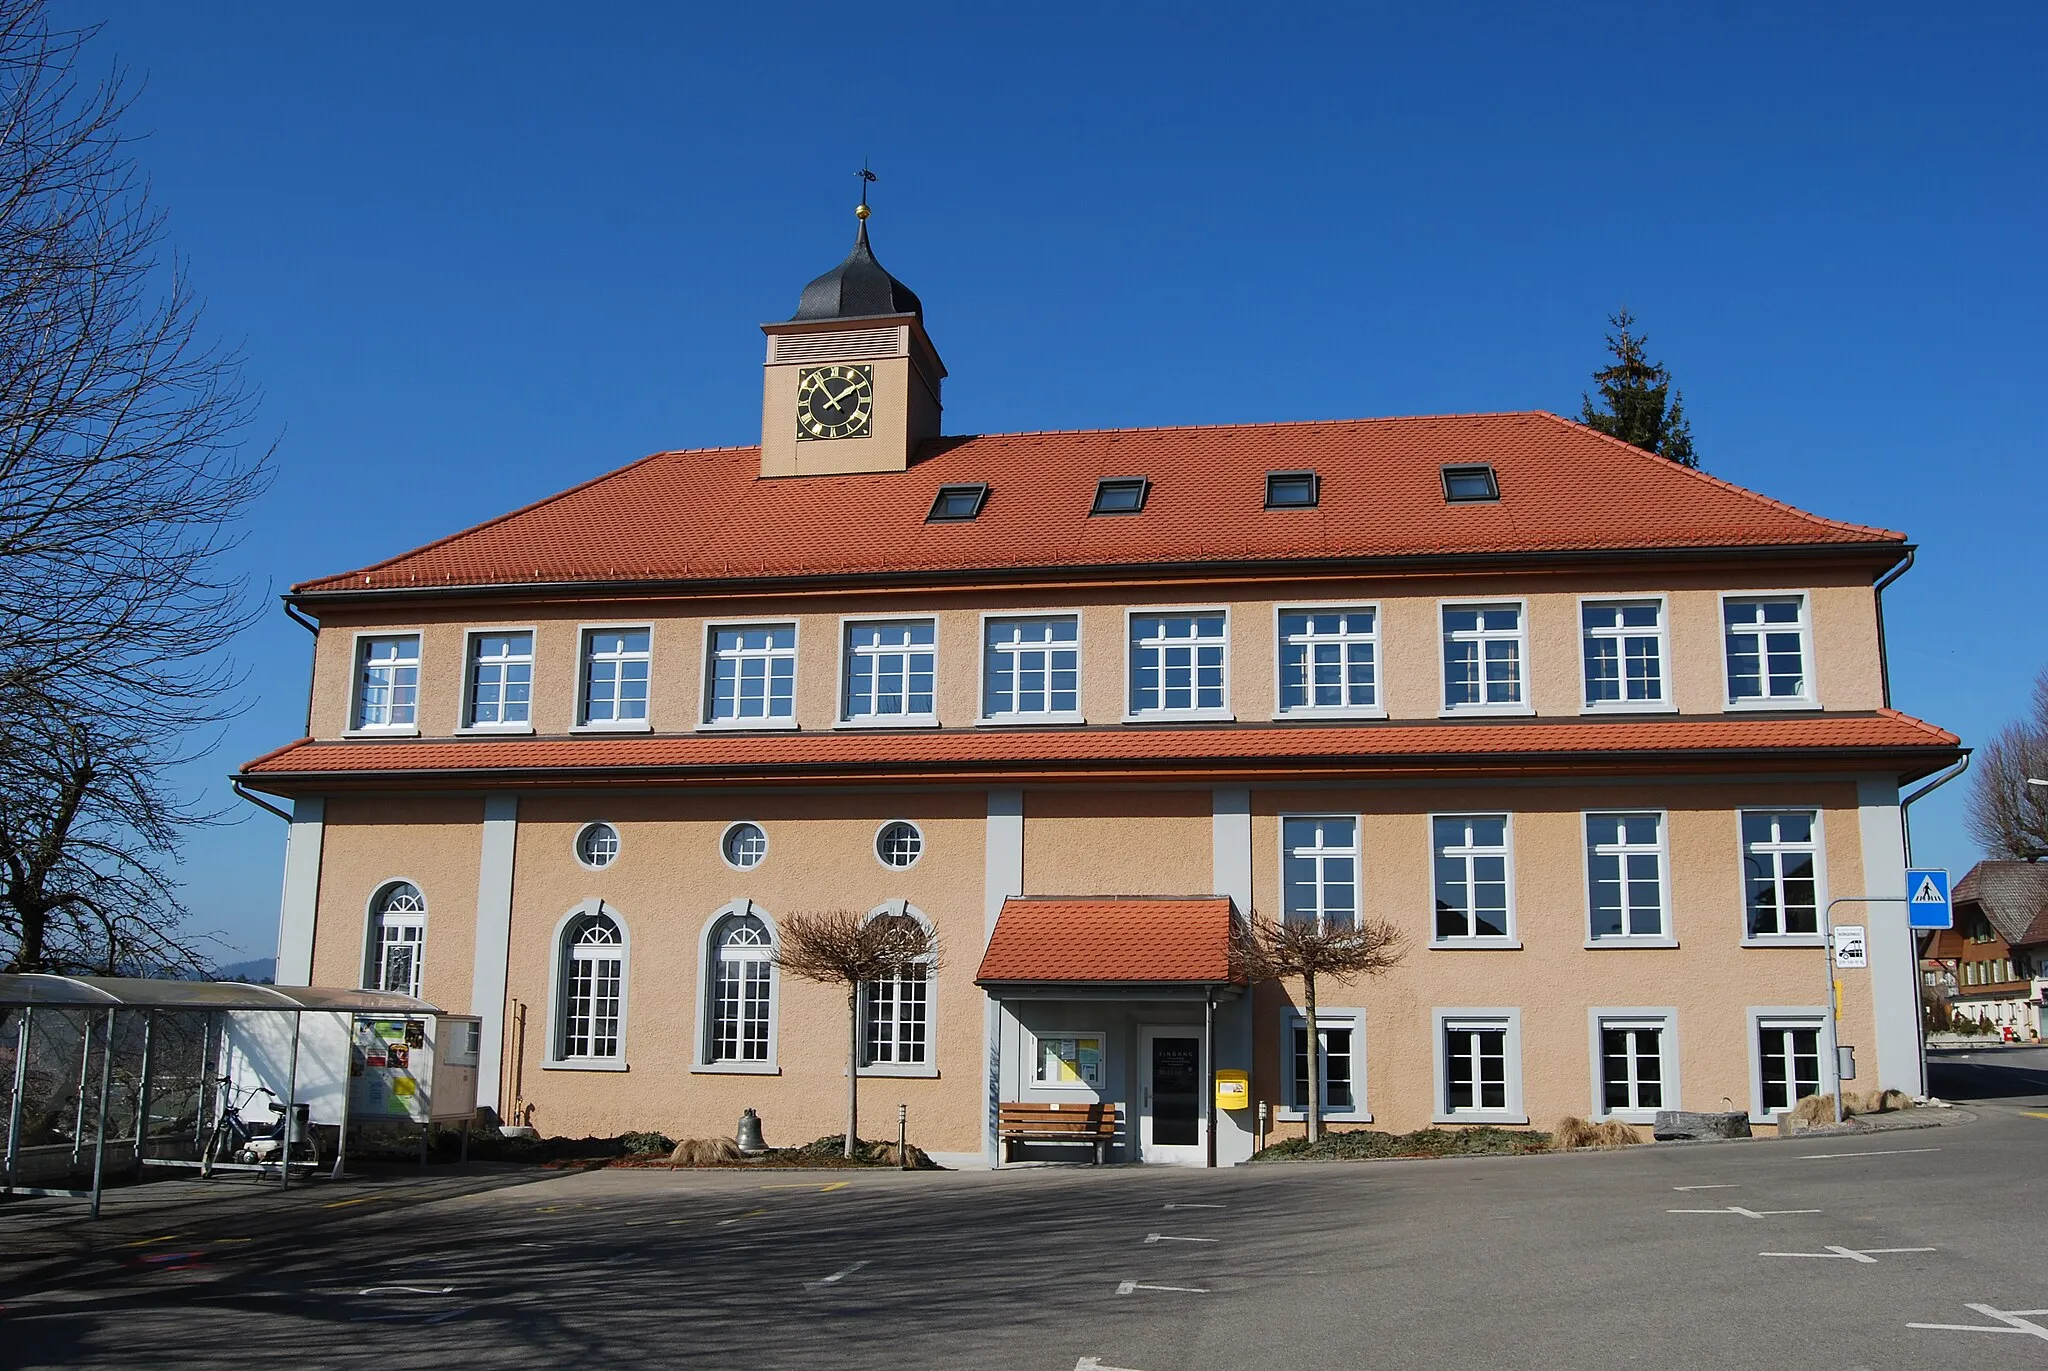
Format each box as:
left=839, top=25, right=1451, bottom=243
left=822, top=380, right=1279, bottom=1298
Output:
left=1965, top=668, right=2048, bottom=861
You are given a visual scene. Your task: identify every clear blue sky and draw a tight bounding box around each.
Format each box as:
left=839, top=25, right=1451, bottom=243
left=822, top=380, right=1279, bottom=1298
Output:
left=68, top=1, right=2046, bottom=964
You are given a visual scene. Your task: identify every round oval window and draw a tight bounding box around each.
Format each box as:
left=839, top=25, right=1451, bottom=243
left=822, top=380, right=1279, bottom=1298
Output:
left=875, top=820, right=923, bottom=870
left=575, top=822, right=620, bottom=869
left=722, top=822, right=768, bottom=871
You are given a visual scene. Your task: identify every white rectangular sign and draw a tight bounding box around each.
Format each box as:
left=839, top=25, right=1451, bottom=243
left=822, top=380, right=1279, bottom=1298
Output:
left=1833, top=925, right=1868, bottom=969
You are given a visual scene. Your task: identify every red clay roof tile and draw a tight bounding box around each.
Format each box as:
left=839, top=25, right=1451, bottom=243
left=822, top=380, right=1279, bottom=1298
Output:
left=237, top=710, right=1960, bottom=788
left=292, top=412, right=1902, bottom=595
left=976, top=897, right=1236, bottom=984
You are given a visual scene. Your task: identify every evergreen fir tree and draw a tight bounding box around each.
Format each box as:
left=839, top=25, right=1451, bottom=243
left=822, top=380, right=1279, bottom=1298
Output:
left=1580, top=309, right=1700, bottom=468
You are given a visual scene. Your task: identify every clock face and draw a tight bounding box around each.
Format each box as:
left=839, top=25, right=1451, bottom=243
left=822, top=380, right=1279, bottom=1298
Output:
left=795, top=364, right=875, bottom=441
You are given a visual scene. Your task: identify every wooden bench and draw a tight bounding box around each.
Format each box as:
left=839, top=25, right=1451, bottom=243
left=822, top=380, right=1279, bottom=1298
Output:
left=997, top=1102, right=1120, bottom=1165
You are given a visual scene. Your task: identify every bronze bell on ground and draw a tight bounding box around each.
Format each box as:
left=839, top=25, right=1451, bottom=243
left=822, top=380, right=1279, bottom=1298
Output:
left=736, top=1107, right=766, bottom=1154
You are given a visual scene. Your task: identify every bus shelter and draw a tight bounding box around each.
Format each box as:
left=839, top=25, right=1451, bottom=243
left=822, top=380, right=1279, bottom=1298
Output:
left=0, top=974, right=471, bottom=1218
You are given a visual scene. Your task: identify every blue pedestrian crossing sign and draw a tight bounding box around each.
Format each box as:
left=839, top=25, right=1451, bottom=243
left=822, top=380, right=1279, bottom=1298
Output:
left=1906, top=868, right=1951, bottom=929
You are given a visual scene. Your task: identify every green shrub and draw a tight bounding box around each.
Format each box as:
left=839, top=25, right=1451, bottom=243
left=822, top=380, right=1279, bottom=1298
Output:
left=619, top=1130, right=676, bottom=1156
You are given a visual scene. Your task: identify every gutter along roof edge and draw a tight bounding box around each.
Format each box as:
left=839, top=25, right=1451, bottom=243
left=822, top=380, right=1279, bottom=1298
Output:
left=283, top=539, right=1915, bottom=608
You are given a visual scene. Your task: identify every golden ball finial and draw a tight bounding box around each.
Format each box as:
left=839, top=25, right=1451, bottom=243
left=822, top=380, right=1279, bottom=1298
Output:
left=855, top=202, right=871, bottom=220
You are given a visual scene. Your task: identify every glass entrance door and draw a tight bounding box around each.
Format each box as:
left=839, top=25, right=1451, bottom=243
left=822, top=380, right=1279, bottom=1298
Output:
left=1138, top=1026, right=1205, bottom=1165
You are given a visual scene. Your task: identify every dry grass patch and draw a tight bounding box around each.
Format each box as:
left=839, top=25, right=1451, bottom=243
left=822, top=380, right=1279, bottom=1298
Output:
left=1551, top=1117, right=1642, bottom=1150
left=669, top=1137, right=742, bottom=1165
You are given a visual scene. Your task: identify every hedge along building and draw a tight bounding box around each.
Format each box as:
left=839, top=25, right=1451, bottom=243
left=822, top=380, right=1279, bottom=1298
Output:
left=238, top=207, right=1963, bottom=1166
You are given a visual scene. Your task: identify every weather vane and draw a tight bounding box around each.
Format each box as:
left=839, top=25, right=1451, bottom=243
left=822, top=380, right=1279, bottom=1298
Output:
left=857, top=161, right=877, bottom=220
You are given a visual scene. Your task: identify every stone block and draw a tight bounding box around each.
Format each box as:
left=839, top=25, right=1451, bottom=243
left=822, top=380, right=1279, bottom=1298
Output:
left=1651, top=1109, right=1752, bottom=1141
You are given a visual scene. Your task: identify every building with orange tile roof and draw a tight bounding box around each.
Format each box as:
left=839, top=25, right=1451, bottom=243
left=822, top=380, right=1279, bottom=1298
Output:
left=242, top=210, right=1962, bottom=1164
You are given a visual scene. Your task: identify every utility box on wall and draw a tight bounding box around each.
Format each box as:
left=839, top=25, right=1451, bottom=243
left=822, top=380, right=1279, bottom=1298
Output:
left=348, top=1013, right=480, bottom=1124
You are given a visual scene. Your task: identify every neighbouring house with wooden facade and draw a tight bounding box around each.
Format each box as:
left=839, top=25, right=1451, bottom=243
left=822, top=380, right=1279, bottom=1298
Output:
left=239, top=211, right=1962, bottom=1165
left=1923, top=862, right=2048, bottom=1040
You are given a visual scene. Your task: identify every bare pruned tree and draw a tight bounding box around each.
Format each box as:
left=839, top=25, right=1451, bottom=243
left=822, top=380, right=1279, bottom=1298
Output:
left=1965, top=668, right=2048, bottom=861
left=0, top=0, right=269, bottom=973
left=1233, top=912, right=1404, bottom=1143
left=772, top=907, right=940, bottom=1158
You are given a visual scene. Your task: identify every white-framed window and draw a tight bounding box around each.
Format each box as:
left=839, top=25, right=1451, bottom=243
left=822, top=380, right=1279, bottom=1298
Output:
left=556, top=908, right=625, bottom=1063
left=860, top=904, right=936, bottom=1074
left=464, top=630, right=533, bottom=729
left=1585, top=811, right=1668, bottom=942
left=1127, top=609, right=1229, bottom=718
left=706, top=623, right=797, bottom=725
left=1032, top=1031, right=1106, bottom=1089
left=982, top=615, right=1081, bottom=722
left=875, top=820, right=924, bottom=870
left=706, top=909, right=775, bottom=1066
left=1723, top=594, right=1815, bottom=706
left=1281, top=815, right=1358, bottom=932
left=580, top=627, right=651, bottom=728
left=366, top=881, right=426, bottom=998
left=1742, top=809, right=1823, bottom=940
left=1276, top=606, right=1380, bottom=716
left=1580, top=599, right=1667, bottom=709
left=1431, top=814, right=1515, bottom=945
left=1751, top=1011, right=1829, bottom=1117
left=721, top=821, right=768, bottom=871
left=575, top=822, right=620, bottom=870
left=352, top=634, right=421, bottom=732
left=1281, top=1007, right=1366, bottom=1120
left=1441, top=602, right=1526, bottom=712
left=1588, top=1009, right=1678, bottom=1122
left=844, top=619, right=937, bottom=724
left=1433, top=1008, right=1525, bottom=1123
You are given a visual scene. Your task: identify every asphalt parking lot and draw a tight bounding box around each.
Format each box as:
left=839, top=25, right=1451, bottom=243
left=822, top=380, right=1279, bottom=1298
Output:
left=3, top=1050, right=2044, bottom=1371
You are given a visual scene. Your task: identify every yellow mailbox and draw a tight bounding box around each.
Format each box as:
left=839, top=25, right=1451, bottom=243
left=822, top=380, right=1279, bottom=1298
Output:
left=1214, top=1069, right=1250, bottom=1111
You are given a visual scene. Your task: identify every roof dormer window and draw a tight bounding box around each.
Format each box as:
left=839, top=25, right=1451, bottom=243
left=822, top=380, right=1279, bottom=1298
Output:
left=926, top=483, right=989, bottom=522
left=1441, top=465, right=1500, bottom=503
left=1265, top=470, right=1319, bottom=508
left=1090, top=477, right=1149, bottom=516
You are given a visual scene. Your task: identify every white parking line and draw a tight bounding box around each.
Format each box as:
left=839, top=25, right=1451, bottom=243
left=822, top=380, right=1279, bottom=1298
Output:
left=1162, top=1203, right=1226, bottom=1210
left=1144, top=1233, right=1219, bottom=1244
left=1672, top=1184, right=1739, bottom=1191
left=1668, top=1206, right=1821, bottom=1218
left=803, top=1260, right=868, bottom=1292
left=1116, top=1280, right=1208, bottom=1295
left=1760, top=1246, right=1937, bottom=1263
left=1908, top=1304, right=2048, bottom=1341
left=355, top=1285, right=456, bottom=1295
left=1076, top=1359, right=1152, bottom=1370
left=1799, top=1147, right=1941, bottom=1160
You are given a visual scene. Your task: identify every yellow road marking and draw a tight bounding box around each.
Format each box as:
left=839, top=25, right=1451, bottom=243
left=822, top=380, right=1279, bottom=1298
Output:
left=760, top=1180, right=850, bottom=1193
left=322, top=1194, right=389, bottom=1209
left=2021, top=1111, right=2048, bottom=1120
left=121, top=1234, right=178, bottom=1247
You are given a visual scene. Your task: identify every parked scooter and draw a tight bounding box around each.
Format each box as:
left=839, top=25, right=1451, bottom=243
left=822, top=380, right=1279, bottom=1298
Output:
left=200, top=1076, right=321, bottom=1177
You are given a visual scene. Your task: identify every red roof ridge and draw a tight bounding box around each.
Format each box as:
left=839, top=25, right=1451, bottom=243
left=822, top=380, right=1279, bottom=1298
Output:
left=926, top=409, right=1556, bottom=443
left=292, top=450, right=675, bottom=594
left=1874, top=706, right=1964, bottom=747
left=1525, top=412, right=1904, bottom=544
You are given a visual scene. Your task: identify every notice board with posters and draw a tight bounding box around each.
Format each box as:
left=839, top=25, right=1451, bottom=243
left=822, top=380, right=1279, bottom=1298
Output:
left=349, top=1016, right=431, bottom=1123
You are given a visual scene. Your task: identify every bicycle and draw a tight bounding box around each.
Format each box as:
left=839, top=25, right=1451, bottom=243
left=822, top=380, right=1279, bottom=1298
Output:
left=200, top=1076, right=322, bottom=1177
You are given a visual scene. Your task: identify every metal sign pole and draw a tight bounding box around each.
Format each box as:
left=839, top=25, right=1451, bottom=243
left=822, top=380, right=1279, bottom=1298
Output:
left=5, top=1006, right=30, bottom=1196
left=1823, top=895, right=1911, bottom=1125
left=70, top=1012, right=94, bottom=1168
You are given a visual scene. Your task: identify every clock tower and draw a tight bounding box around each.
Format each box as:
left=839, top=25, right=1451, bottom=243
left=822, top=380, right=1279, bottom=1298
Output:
left=759, top=205, right=946, bottom=478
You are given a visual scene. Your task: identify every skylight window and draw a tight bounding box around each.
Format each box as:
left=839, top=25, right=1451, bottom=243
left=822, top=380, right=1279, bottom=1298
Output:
left=926, top=483, right=989, bottom=522
left=1090, top=477, right=1149, bottom=516
left=1266, top=471, right=1319, bottom=508
left=1441, top=465, right=1501, bottom=503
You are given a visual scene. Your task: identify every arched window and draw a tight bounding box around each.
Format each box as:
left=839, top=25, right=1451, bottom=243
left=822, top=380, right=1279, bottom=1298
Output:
left=367, top=882, right=426, bottom=998
left=862, top=904, right=936, bottom=1070
left=557, top=909, right=625, bottom=1061
left=710, top=911, right=774, bottom=1063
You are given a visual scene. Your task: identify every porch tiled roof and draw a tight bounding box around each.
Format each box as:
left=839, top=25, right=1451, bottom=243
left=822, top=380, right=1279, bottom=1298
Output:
left=976, top=897, right=1236, bottom=985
